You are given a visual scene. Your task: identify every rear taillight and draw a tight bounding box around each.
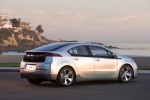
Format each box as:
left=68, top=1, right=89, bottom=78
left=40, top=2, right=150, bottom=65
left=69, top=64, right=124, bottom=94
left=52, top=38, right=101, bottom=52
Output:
left=40, top=53, right=62, bottom=57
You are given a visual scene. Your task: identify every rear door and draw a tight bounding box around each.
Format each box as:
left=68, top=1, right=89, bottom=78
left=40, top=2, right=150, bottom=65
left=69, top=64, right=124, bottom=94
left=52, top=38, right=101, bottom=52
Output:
left=68, top=46, right=94, bottom=79
left=88, top=46, right=118, bottom=79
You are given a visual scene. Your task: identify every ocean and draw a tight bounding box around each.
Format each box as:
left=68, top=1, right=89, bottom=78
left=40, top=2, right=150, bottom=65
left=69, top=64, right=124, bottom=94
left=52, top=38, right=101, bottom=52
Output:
left=1, top=43, right=150, bottom=56
left=109, top=43, right=150, bottom=56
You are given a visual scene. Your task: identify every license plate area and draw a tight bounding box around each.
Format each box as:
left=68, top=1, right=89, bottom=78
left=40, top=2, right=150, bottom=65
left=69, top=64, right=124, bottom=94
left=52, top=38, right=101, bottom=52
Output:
left=26, top=64, right=36, bottom=71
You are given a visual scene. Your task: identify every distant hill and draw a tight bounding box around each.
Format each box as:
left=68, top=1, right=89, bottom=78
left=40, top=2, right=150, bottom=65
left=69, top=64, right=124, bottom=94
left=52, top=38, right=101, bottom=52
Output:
left=0, top=28, right=117, bottom=54
left=0, top=28, right=51, bottom=53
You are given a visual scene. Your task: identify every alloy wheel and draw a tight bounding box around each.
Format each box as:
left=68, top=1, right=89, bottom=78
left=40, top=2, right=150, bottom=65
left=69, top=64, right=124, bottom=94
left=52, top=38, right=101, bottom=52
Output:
left=119, top=65, right=133, bottom=83
left=58, top=67, right=75, bottom=87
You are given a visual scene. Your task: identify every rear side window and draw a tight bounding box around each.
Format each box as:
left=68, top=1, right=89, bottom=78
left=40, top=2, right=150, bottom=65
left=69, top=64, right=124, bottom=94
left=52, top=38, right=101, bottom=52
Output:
left=33, top=43, right=71, bottom=51
left=68, top=46, right=89, bottom=56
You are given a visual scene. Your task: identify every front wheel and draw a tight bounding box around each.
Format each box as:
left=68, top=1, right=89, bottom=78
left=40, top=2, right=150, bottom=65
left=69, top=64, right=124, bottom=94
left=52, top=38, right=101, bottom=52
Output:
left=57, top=67, right=75, bottom=87
left=27, top=78, right=42, bottom=84
left=118, top=65, right=133, bottom=83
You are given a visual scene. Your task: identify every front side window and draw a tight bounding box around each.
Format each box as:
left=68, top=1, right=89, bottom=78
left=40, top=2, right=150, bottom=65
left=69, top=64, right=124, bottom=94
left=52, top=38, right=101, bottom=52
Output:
left=89, top=46, right=109, bottom=58
left=68, top=46, right=88, bottom=56
left=107, top=50, right=114, bottom=58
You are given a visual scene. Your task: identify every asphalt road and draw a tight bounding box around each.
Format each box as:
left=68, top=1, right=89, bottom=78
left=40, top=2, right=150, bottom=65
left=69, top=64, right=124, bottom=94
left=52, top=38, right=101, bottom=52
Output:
left=0, top=72, right=150, bottom=100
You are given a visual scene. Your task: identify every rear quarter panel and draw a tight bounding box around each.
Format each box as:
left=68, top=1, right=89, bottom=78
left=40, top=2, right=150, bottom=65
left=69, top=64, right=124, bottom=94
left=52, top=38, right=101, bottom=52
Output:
left=50, top=52, right=80, bottom=80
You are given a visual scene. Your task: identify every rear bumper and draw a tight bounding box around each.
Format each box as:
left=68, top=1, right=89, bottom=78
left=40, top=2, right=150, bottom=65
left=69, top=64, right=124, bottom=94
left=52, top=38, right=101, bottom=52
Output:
left=20, top=69, right=50, bottom=81
left=20, top=61, right=51, bottom=81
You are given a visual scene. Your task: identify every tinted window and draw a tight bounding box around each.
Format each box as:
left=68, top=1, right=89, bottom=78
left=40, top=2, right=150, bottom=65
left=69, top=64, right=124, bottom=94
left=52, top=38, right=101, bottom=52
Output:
left=107, top=51, right=114, bottom=57
left=68, top=46, right=88, bottom=56
left=33, top=43, right=72, bottom=51
left=89, top=46, right=109, bottom=57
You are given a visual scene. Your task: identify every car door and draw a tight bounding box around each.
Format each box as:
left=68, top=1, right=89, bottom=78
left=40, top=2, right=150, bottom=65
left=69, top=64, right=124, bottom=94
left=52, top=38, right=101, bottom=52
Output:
left=88, top=46, right=118, bottom=79
left=68, top=46, right=94, bottom=79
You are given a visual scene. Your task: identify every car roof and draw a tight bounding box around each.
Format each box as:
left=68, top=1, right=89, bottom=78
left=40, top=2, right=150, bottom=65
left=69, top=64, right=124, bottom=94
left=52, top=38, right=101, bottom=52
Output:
left=55, top=42, right=105, bottom=50
left=55, top=42, right=117, bottom=54
left=59, top=42, right=104, bottom=46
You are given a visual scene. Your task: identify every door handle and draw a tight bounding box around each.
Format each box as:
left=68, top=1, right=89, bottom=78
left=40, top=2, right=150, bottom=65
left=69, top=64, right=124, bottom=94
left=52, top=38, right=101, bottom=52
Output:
left=73, top=57, right=79, bottom=61
left=95, top=58, right=100, bottom=61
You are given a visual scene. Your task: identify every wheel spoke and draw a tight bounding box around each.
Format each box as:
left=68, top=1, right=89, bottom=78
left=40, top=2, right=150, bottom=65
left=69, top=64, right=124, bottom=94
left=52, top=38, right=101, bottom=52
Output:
left=124, top=75, right=128, bottom=81
left=61, top=76, right=65, bottom=80
left=126, top=67, right=130, bottom=71
left=121, top=69, right=125, bottom=74
left=121, top=73, right=125, bottom=78
left=126, top=72, right=131, bottom=77
left=67, top=78, right=72, bottom=82
left=63, top=70, right=67, bottom=75
left=64, top=78, right=67, bottom=84
left=61, top=73, right=65, bottom=79
left=67, top=71, right=72, bottom=77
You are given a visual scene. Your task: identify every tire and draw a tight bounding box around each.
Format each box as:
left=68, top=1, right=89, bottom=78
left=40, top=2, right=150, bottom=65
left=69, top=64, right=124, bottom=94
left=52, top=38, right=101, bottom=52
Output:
left=57, top=67, right=75, bottom=87
left=27, top=78, right=42, bottom=84
left=118, top=65, right=133, bottom=83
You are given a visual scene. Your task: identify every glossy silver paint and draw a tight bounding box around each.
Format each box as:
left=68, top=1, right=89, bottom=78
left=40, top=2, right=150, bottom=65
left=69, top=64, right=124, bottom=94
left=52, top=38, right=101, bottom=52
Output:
left=20, top=43, right=138, bottom=85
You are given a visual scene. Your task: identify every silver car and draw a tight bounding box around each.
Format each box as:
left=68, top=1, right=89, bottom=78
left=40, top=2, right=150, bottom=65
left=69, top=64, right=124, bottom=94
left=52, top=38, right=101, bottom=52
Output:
left=20, top=42, right=138, bottom=87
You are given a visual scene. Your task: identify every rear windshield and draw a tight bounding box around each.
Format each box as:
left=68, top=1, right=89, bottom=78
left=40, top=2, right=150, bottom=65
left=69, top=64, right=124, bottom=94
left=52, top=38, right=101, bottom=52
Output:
left=33, top=43, right=72, bottom=51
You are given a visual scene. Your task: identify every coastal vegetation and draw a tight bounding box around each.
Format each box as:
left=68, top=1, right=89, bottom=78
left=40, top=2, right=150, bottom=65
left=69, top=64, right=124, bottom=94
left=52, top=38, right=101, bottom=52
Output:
left=0, top=28, right=51, bottom=53
left=0, top=63, right=20, bottom=67
left=36, top=25, right=44, bottom=33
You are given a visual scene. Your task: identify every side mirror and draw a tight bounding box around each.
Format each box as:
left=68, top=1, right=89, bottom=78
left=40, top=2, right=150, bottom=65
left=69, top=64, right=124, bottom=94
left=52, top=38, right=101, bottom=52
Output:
left=112, top=54, right=117, bottom=58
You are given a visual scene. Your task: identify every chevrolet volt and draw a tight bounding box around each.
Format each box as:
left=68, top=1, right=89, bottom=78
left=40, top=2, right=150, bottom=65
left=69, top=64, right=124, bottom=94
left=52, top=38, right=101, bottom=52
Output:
left=20, top=42, right=138, bottom=87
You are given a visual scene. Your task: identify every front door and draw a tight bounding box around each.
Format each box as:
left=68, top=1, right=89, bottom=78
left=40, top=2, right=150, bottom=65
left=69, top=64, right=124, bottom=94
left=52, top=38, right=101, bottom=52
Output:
left=89, top=46, right=118, bottom=79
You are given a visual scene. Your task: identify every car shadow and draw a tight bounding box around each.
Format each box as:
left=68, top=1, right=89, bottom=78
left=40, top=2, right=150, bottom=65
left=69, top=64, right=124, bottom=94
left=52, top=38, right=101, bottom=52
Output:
left=35, top=80, right=135, bottom=88
left=74, top=80, right=118, bottom=86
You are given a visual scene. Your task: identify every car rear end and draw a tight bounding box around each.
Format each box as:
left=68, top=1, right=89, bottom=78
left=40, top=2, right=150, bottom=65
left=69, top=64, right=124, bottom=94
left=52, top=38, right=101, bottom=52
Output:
left=20, top=42, right=72, bottom=82
left=20, top=51, right=62, bottom=81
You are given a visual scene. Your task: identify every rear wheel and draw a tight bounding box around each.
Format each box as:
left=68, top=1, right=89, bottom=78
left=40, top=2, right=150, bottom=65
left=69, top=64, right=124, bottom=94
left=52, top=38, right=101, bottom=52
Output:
left=57, top=67, right=75, bottom=87
left=118, top=65, right=133, bottom=83
left=27, top=78, right=42, bottom=84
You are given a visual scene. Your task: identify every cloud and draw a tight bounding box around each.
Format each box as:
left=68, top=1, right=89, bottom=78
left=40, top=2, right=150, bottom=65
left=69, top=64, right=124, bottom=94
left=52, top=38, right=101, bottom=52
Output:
left=0, top=8, right=150, bottom=43
left=1, top=8, right=149, bottom=30
left=0, top=8, right=90, bottom=32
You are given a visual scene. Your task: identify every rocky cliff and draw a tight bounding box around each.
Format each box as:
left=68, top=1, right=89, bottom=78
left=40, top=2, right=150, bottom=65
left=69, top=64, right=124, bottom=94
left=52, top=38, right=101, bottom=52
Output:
left=0, top=28, right=51, bottom=52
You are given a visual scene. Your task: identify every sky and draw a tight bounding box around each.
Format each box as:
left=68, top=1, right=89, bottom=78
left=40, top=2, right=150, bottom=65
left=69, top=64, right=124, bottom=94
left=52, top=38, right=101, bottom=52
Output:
left=0, top=0, right=150, bottom=44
